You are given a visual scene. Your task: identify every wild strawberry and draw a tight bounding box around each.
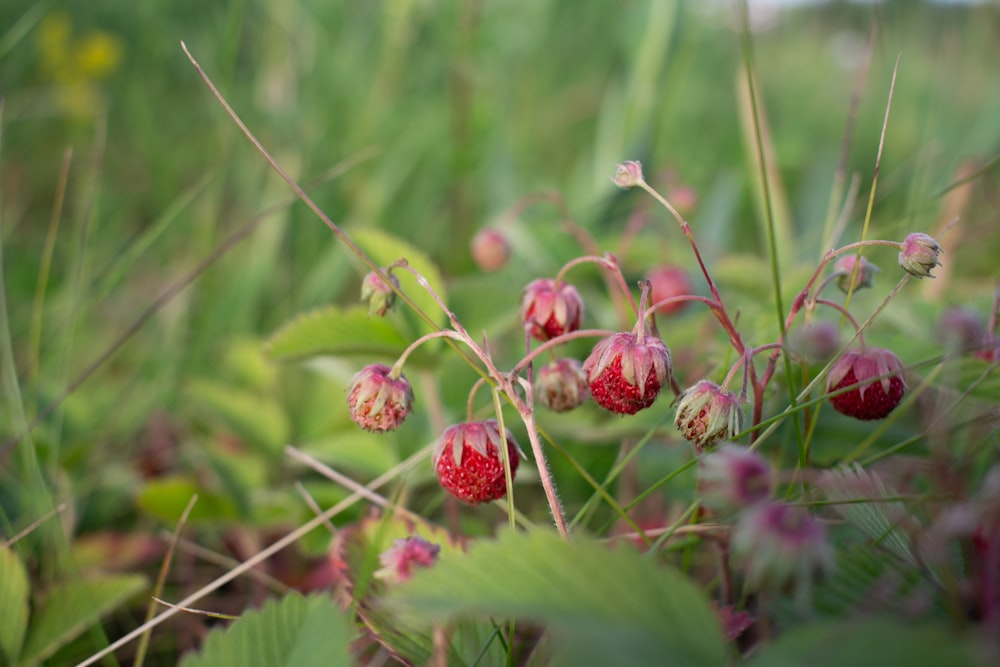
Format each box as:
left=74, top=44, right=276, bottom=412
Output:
left=361, top=269, right=401, bottom=317
left=898, top=232, right=942, bottom=278
left=535, top=358, right=589, bottom=412
left=826, top=347, right=905, bottom=421
left=584, top=331, right=671, bottom=415
left=374, top=536, right=440, bottom=584
left=674, top=380, right=743, bottom=450
left=646, top=265, right=693, bottom=315
left=730, top=502, right=833, bottom=591
left=470, top=227, right=510, bottom=272
left=347, top=363, right=414, bottom=432
left=520, top=278, right=584, bottom=341
left=433, top=420, right=521, bottom=505
left=698, top=444, right=772, bottom=513
left=833, top=255, right=878, bottom=293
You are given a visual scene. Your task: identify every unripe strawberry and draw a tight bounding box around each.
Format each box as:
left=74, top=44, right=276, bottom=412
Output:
left=730, top=502, right=834, bottom=591
left=833, top=255, right=879, bottom=293
left=898, top=232, right=942, bottom=278
left=470, top=227, right=510, bottom=272
left=374, top=536, right=440, bottom=584
left=520, top=278, right=584, bottom=341
left=535, top=358, right=589, bottom=412
left=361, top=270, right=401, bottom=317
left=584, top=331, right=671, bottom=415
left=646, top=265, right=693, bottom=315
left=433, top=420, right=521, bottom=505
left=826, top=347, right=905, bottom=421
left=674, top=380, right=744, bottom=451
left=698, top=444, right=773, bottom=513
left=787, top=321, right=842, bottom=364
left=347, top=363, right=414, bottom=432
left=937, top=307, right=999, bottom=361
left=612, top=160, right=644, bottom=189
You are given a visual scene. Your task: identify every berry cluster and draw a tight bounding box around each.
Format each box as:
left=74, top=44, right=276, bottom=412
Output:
left=340, top=159, right=968, bottom=596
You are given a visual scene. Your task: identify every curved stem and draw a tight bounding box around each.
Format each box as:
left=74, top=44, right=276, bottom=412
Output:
left=510, top=328, right=617, bottom=378
left=392, top=329, right=467, bottom=376
left=512, top=377, right=568, bottom=537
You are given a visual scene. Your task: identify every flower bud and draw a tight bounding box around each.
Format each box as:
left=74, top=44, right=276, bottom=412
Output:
left=584, top=331, right=671, bottom=415
left=347, top=363, right=414, bottom=432
left=833, top=255, right=879, bottom=293
left=898, top=232, right=942, bottom=278
left=470, top=227, right=510, bottom=272
left=786, top=321, right=842, bottom=363
left=674, top=380, right=744, bottom=451
left=520, top=278, right=584, bottom=341
left=698, top=444, right=773, bottom=513
left=730, top=502, right=834, bottom=591
left=361, top=270, right=401, bottom=317
left=375, top=536, right=440, bottom=584
left=647, top=265, right=694, bottom=315
left=612, top=160, right=644, bottom=189
left=937, top=307, right=999, bottom=360
left=535, top=358, right=590, bottom=412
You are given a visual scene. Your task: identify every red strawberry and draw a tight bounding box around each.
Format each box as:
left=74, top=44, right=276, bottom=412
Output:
left=520, top=278, right=584, bottom=341
left=584, top=331, right=671, bottom=415
left=826, top=347, right=905, bottom=420
left=433, top=420, right=521, bottom=504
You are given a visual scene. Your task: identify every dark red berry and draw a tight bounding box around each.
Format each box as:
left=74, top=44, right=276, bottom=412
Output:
left=584, top=332, right=671, bottom=415
left=433, top=421, right=520, bottom=504
left=826, top=348, right=905, bottom=421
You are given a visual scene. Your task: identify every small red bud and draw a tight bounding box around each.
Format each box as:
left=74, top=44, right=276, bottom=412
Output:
left=375, top=536, right=440, bottom=584
left=347, top=364, right=414, bottom=432
left=520, top=278, right=584, bottom=341
left=361, top=270, right=401, bottom=317
left=646, top=265, right=694, bottom=315
left=470, top=227, right=511, bottom=272
left=833, top=255, right=879, bottom=293
left=674, top=380, right=744, bottom=451
left=535, top=358, right=590, bottom=412
left=898, top=232, right=942, bottom=278
left=612, top=160, right=644, bottom=189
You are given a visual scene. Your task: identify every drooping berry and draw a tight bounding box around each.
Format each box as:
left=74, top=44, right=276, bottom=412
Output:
left=698, top=444, right=773, bottom=514
left=520, top=278, right=584, bottom=341
left=646, top=265, right=694, bottom=315
left=361, top=270, right=401, bottom=317
left=584, top=331, right=671, bottom=415
left=826, top=347, right=905, bottom=421
left=730, top=502, right=833, bottom=591
left=833, top=255, right=879, bottom=293
left=786, top=321, right=842, bottom=364
left=347, top=364, right=414, bottom=432
left=898, top=232, right=942, bottom=278
left=535, top=358, right=590, bottom=412
left=374, top=536, right=440, bottom=584
left=433, top=420, right=521, bottom=505
left=674, top=380, right=744, bottom=451
left=470, top=227, right=510, bottom=272
left=937, top=307, right=999, bottom=361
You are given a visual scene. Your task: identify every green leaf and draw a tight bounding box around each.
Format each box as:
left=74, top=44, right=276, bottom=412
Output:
left=0, top=547, right=30, bottom=664
left=186, top=379, right=290, bottom=454
left=136, top=476, right=240, bottom=524
left=265, top=304, right=409, bottom=362
left=20, top=574, right=147, bottom=666
left=388, top=528, right=726, bottom=667
left=349, top=227, right=448, bottom=334
left=179, top=593, right=354, bottom=667
left=748, top=617, right=988, bottom=667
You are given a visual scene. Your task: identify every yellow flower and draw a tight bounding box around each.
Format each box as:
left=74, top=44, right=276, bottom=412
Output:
left=35, top=11, right=124, bottom=118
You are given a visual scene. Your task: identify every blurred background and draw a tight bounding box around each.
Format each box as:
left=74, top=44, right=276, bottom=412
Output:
left=1, top=0, right=999, bottom=662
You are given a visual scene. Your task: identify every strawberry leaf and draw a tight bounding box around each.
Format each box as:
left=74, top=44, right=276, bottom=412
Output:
left=387, top=528, right=726, bottom=667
